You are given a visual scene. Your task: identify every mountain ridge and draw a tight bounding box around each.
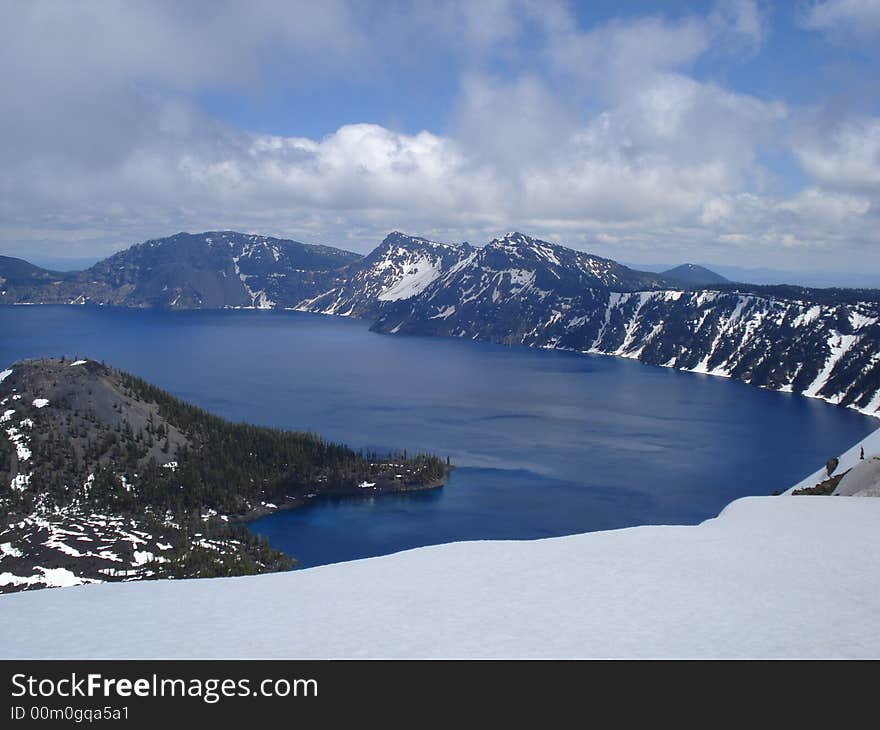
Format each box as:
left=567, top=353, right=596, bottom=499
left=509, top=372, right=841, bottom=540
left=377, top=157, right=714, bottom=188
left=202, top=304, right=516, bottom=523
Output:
left=1, top=231, right=363, bottom=309
left=2, top=229, right=879, bottom=417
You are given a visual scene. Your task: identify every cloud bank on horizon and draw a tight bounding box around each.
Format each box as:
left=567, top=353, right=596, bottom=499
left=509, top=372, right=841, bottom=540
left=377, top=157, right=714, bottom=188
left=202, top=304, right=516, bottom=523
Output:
left=0, top=0, right=878, bottom=275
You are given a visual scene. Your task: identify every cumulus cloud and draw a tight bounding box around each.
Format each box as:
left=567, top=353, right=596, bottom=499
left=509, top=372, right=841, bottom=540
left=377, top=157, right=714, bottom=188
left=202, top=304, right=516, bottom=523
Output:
left=0, top=0, right=877, bottom=274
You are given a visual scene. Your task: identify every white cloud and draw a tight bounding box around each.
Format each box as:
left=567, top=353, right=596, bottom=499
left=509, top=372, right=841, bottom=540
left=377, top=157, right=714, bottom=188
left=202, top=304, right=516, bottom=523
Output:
left=452, top=73, right=578, bottom=171
left=0, top=1, right=877, bottom=274
left=546, top=14, right=711, bottom=101
left=0, top=71, right=788, bottom=253
left=794, top=117, right=880, bottom=192
left=671, top=188, right=877, bottom=263
left=778, top=187, right=872, bottom=221
left=0, top=1, right=368, bottom=90
left=546, top=1, right=766, bottom=99
left=801, top=0, right=880, bottom=39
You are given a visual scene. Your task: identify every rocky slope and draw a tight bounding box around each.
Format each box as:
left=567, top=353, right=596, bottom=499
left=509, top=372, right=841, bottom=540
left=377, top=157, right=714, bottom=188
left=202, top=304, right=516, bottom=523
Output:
left=0, top=359, right=447, bottom=592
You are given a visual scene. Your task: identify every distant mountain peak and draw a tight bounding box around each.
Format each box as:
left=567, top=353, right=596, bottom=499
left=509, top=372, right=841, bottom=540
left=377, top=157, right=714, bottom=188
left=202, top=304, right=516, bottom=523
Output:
left=491, top=231, right=540, bottom=247
left=661, top=263, right=729, bottom=287
left=380, top=231, right=456, bottom=250
left=487, top=232, right=554, bottom=257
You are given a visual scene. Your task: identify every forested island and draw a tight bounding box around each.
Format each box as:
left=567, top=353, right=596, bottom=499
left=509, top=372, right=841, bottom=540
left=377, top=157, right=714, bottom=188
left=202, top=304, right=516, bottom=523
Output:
left=0, top=358, right=448, bottom=592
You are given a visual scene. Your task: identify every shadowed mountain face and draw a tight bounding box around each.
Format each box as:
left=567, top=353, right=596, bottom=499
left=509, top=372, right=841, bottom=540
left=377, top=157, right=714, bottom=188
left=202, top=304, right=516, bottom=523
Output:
left=0, top=256, right=65, bottom=289
left=0, top=231, right=362, bottom=309
left=662, top=264, right=730, bottom=287
left=2, top=229, right=880, bottom=415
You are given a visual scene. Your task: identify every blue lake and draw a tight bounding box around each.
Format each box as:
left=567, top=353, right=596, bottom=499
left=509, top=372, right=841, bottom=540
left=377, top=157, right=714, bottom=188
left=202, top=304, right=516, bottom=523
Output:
left=1, top=305, right=876, bottom=566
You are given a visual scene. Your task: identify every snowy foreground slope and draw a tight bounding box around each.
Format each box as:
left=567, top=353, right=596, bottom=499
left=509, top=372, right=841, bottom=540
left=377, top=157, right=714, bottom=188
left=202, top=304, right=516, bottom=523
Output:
left=2, top=486, right=880, bottom=658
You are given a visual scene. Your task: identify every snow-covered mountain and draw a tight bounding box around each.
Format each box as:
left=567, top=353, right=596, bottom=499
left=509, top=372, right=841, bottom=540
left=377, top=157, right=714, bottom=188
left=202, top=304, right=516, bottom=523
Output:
left=0, top=230, right=469, bottom=318
left=373, top=231, right=669, bottom=339
left=373, top=234, right=880, bottom=417
left=590, top=291, right=880, bottom=413
left=293, top=231, right=472, bottom=318
left=3, top=229, right=879, bottom=415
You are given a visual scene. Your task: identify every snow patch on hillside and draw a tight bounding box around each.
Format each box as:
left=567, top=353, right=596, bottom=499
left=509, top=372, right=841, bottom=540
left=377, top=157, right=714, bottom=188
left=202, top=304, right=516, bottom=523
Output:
left=377, top=256, right=442, bottom=301
left=804, top=333, right=857, bottom=399
left=579, top=291, right=880, bottom=418
left=787, top=425, right=880, bottom=495
left=833, top=457, right=880, bottom=497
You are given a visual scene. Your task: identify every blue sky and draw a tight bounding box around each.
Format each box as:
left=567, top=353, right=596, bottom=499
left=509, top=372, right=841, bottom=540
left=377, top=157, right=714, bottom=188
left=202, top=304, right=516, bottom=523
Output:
left=1, top=1, right=879, bottom=279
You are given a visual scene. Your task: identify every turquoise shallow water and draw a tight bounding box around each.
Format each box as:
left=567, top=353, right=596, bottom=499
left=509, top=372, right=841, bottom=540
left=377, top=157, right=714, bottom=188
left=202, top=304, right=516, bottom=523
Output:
left=1, top=304, right=876, bottom=566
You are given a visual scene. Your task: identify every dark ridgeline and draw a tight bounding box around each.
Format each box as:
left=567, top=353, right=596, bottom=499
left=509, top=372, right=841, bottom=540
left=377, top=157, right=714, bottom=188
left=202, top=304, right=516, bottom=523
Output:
left=0, top=359, right=447, bottom=592
left=2, top=228, right=879, bottom=414
left=0, top=231, right=362, bottom=310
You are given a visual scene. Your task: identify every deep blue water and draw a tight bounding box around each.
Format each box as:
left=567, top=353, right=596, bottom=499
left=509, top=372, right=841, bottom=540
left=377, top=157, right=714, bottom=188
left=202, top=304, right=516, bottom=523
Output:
left=1, top=305, right=876, bottom=567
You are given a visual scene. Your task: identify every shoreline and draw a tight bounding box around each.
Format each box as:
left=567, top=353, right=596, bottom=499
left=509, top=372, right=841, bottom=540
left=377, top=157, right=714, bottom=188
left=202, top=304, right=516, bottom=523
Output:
left=3, top=301, right=877, bottom=419
left=233, top=471, right=451, bottom=524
